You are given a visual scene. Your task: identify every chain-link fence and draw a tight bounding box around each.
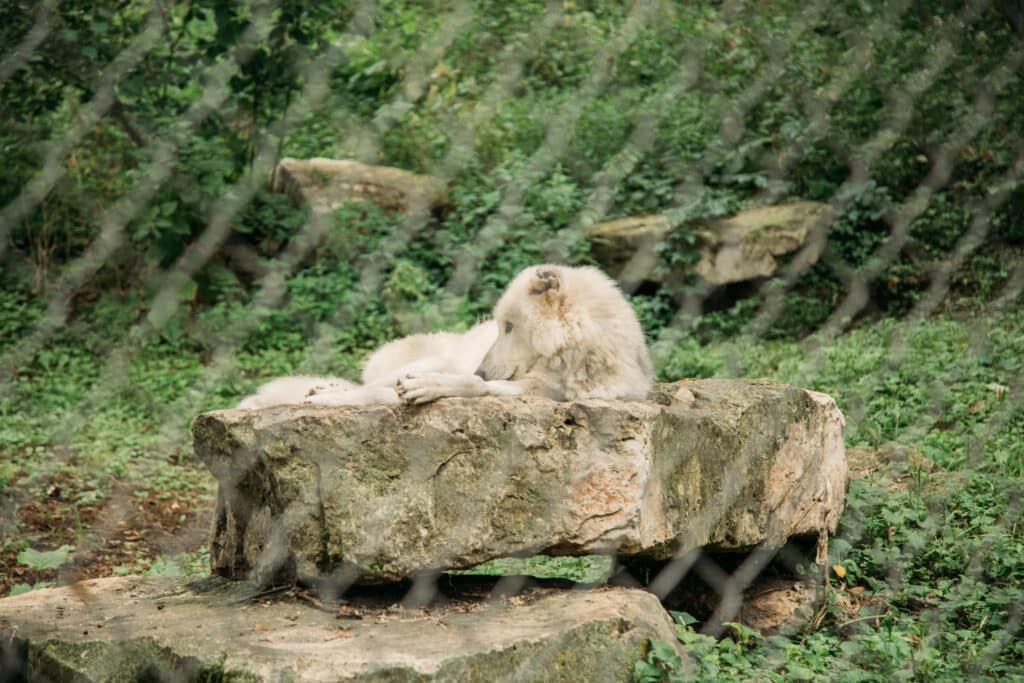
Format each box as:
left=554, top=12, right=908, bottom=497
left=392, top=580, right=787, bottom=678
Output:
left=1, top=0, right=1022, bottom=680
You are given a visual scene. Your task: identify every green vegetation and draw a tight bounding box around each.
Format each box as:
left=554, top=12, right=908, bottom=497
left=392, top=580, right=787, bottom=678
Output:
left=638, top=310, right=1024, bottom=680
left=1, top=0, right=1022, bottom=679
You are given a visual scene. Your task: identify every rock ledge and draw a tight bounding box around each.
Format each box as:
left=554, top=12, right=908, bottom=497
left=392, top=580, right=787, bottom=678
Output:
left=194, top=379, right=846, bottom=585
left=0, top=576, right=681, bottom=682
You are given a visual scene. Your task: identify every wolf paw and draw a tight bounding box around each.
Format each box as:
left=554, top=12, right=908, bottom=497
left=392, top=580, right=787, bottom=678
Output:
left=396, top=373, right=447, bottom=405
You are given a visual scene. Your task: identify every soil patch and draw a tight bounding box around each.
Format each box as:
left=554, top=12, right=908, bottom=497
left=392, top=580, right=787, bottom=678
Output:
left=1, top=473, right=212, bottom=597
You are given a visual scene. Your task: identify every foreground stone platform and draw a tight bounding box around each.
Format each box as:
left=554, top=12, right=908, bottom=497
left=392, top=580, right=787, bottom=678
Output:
left=194, top=380, right=846, bottom=585
left=0, top=576, right=680, bottom=682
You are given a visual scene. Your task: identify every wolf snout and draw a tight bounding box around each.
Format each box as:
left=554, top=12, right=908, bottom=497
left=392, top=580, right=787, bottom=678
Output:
left=474, top=368, right=488, bottom=379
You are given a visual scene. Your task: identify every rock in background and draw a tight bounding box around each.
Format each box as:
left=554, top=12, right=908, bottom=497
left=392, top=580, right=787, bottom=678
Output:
left=587, top=201, right=832, bottom=288
left=194, top=379, right=847, bottom=586
left=272, top=157, right=447, bottom=214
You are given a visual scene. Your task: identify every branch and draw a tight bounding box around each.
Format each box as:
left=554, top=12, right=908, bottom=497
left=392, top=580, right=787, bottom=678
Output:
left=109, top=98, right=148, bottom=147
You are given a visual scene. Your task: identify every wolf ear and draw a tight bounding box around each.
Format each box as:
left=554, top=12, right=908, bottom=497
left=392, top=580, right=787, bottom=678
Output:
left=529, top=269, right=560, bottom=296
left=528, top=268, right=568, bottom=356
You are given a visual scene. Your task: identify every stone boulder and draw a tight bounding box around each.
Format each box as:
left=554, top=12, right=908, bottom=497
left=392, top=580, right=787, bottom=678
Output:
left=272, top=157, right=447, bottom=214
left=587, top=201, right=832, bottom=286
left=693, top=202, right=831, bottom=285
left=194, top=379, right=847, bottom=586
left=0, top=576, right=682, bottom=682
left=588, top=214, right=673, bottom=287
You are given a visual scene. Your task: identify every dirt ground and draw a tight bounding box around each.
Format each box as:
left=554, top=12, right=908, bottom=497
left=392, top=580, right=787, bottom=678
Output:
left=0, top=470, right=212, bottom=597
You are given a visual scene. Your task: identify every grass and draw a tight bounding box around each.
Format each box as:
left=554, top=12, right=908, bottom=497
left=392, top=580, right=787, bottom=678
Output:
left=637, top=306, right=1024, bottom=680
left=694, top=311, right=1024, bottom=477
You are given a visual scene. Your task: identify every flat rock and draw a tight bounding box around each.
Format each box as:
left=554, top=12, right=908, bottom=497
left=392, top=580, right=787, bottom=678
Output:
left=0, top=576, right=681, bottom=682
left=194, top=379, right=847, bottom=585
left=693, top=202, right=831, bottom=285
left=272, top=157, right=447, bottom=213
left=588, top=214, right=672, bottom=287
left=587, top=202, right=831, bottom=286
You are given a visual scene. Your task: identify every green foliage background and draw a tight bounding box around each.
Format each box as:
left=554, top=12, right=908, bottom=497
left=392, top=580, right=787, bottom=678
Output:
left=1, top=0, right=1023, bottom=679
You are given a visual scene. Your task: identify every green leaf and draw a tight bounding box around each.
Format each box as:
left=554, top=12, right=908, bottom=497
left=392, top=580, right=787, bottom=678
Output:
left=787, top=665, right=815, bottom=679
left=670, top=610, right=698, bottom=626
left=632, top=660, right=664, bottom=683
left=649, top=638, right=677, bottom=660
left=144, top=557, right=183, bottom=577
left=10, top=581, right=55, bottom=596
left=17, top=545, right=74, bottom=571
left=723, top=621, right=763, bottom=643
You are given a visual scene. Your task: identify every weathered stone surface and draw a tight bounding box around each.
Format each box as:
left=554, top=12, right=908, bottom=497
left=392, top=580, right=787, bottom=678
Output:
left=0, top=576, right=681, bottom=682
left=587, top=201, right=832, bottom=286
left=693, top=202, right=831, bottom=285
left=588, top=214, right=671, bottom=287
left=194, top=379, right=846, bottom=585
left=272, top=157, right=447, bottom=213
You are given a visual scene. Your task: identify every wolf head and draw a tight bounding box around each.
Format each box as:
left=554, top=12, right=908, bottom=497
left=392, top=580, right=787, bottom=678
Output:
left=476, top=264, right=653, bottom=399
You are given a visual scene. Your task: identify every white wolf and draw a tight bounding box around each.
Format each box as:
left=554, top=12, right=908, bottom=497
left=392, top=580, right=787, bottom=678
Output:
left=235, top=264, right=653, bottom=408
left=235, top=375, right=359, bottom=409
left=235, top=321, right=498, bottom=408
left=395, top=264, right=653, bottom=403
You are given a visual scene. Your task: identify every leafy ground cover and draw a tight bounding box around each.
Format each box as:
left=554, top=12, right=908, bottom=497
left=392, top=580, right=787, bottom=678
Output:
left=1, top=0, right=1022, bottom=679
left=635, top=309, right=1024, bottom=681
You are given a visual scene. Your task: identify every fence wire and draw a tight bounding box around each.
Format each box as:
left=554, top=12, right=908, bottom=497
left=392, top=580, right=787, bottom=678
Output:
left=0, top=0, right=1022, bottom=680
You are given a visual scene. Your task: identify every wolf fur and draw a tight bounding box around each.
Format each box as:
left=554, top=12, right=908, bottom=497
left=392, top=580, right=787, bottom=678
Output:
left=235, top=264, right=652, bottom=408
left=234, top=322, right=498, bottom=408
left=304, top=320, right=498, bottom=406
left=235, top=376, right=359, bottom=409
left=394, top=264, right=653, bottom=404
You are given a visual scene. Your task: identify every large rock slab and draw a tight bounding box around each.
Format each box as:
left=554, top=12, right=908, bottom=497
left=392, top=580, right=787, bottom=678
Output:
left=588, top=201, right=831, bottom=286
left=0, top=576, right=681, bottom=682
left=194, top=379, right=846, bottom=585
left=272, top=157, right=447, bottom=214
left=693, top=202, right=831, bottom=285
left=588, top=214, right=673, bottom=287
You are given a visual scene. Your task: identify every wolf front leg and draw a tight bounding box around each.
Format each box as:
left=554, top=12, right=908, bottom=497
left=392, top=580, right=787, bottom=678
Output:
left=395, top=372, right=525, bottom=404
